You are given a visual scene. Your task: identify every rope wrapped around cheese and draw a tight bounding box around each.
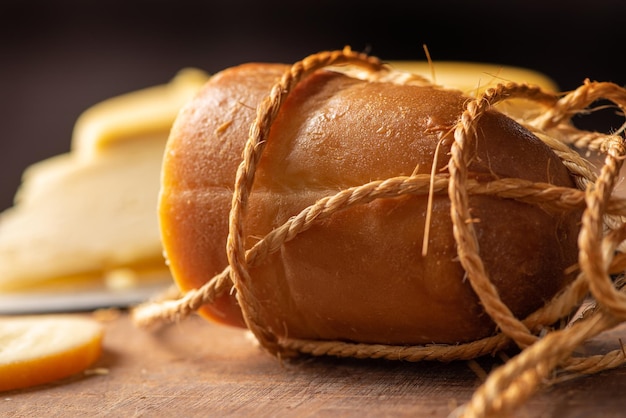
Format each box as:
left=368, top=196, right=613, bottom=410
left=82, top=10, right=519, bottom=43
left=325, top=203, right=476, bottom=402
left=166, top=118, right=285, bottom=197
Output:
left=157, top=49, right=583, bottom=349
left=134, top=48, right=626, bottom=417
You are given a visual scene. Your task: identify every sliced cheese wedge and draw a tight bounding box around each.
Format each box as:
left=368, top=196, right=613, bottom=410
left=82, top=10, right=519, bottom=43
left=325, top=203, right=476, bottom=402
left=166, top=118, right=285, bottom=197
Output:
left=0, top=68, right=210, bottom=293
left=0, top=315, right=104, bottom=392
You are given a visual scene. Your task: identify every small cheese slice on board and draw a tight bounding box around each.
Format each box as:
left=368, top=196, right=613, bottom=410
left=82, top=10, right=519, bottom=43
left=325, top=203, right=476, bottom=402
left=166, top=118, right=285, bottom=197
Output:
left=0, top=315, right=104, bottom=392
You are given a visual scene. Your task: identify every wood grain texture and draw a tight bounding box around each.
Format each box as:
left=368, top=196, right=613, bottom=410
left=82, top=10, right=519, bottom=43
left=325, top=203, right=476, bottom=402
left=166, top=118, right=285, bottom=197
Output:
left=1, top=313, right=626, bottom=417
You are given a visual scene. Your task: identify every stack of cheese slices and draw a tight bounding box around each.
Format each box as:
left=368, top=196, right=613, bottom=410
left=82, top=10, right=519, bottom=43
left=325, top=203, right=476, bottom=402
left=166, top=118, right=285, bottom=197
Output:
left=0, top=68, right=210, bottom=295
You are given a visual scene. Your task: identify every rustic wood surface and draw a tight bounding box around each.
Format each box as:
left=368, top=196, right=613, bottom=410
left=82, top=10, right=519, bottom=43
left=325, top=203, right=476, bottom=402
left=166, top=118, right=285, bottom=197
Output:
left=2, top=311, right=626, bottom=417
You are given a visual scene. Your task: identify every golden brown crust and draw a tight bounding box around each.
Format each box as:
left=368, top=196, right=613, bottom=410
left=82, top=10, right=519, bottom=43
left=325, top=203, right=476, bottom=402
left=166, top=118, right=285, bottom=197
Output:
left=160, top=63, right=289, bottom=327
left=160, top=63, right=579, bottom=344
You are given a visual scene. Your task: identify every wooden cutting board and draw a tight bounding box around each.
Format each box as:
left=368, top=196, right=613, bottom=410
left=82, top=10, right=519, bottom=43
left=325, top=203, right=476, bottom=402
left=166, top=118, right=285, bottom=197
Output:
left=2, top=312, right=626, bottom=417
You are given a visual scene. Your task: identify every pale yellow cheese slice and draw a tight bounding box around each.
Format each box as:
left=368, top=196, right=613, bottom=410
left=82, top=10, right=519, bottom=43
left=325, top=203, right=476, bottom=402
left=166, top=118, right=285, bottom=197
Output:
left=72, top=68, right=210, bottom=159
left=0, top=139, right=166, bottom=291
left=0, top=69, right=209, bottom=292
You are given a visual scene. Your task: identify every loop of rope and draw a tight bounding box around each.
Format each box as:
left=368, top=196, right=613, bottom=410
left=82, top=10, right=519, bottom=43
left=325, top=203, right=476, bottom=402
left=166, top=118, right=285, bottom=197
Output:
left=457, top=82, right=626, bottom=416
left=130, top=49, right=626, bottom=417
left=226, top=47, right=388, bottom=356
left=447, top=84, right=560, bottom=350
left=461, top=304, right=621, bottom=418
left=580, top=139, right=626, bottom=320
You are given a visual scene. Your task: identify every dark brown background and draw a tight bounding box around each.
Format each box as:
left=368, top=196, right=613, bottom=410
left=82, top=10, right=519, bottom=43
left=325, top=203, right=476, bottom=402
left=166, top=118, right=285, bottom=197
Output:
left=1, top=0, right=624, bottom=211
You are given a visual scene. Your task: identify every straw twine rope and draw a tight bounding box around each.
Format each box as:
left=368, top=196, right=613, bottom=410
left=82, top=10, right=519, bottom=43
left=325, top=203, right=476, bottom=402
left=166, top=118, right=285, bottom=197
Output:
left=132, top=47, right=626, bottom=417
